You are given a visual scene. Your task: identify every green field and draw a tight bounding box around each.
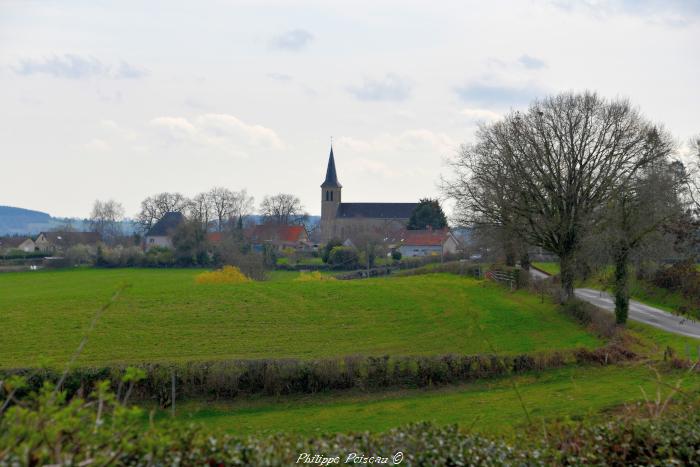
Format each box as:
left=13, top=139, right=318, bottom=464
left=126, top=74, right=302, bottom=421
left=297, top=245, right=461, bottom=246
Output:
left=532, top=262, right=560, bottom=275
left=162, top=364, right=700, bottom=436
left=0, top=269, right=600, bottom=368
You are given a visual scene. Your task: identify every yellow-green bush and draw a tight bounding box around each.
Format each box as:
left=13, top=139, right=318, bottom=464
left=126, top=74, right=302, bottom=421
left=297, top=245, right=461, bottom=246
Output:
left=195, top=265, right=250, bottom=284
left=295, top=271, right=335, bottom=282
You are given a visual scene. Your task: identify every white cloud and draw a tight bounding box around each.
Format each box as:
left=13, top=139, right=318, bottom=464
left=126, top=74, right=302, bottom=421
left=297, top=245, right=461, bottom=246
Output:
left=149, top=113, right=284, bottom=156
left=270, top=29, right=314, bottom=51
left=347, top=73, right=411, bottom=102
left=459, top=108, right=502, bottom=122
left=14, top=54, right=147, bottom=79
left=338, top=129, right=457, bottom=161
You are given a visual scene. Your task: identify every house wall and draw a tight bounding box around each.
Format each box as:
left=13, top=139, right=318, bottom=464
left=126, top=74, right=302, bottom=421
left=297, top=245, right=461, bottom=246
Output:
left=399, top=244, right=443, bottom=257
left=145, top=235, right=172, bottom=250
left=18, top=239, right=35, bottom=252
left=443, top=236, right=459, bottom=255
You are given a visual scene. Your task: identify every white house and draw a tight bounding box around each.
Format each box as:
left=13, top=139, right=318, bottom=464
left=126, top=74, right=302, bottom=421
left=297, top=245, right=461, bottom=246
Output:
left=144, top=212, right=184, bottom=250
left=398, top=229, right=460, bottom=258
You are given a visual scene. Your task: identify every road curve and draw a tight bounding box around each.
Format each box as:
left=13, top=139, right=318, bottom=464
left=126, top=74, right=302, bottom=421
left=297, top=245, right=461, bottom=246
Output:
left=528, top=268, right=700, bottom=339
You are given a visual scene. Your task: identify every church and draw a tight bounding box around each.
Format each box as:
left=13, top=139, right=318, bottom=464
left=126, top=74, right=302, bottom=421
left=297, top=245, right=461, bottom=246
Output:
left=320, top=147, right=418, bottom=243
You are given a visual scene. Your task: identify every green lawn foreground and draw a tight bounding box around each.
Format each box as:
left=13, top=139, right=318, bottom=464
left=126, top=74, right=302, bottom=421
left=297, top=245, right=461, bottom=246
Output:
left=0, top=268, right=600, bottom=368
left=162, top=364, right=700, bottom=436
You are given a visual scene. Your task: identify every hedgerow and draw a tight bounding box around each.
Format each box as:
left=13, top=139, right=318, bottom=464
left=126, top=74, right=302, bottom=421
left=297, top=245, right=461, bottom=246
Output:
left=1, top=347, right=633, bottom=408
left=1, top=374, right=699, bottom=466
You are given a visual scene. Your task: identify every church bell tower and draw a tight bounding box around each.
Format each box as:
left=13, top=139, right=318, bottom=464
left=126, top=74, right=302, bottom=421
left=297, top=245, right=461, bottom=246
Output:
left=320, top=145, right=341, bottom=241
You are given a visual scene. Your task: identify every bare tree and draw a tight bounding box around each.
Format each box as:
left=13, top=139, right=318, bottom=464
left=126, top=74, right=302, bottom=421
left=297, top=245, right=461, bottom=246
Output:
left=136, top=192, right=188, bottom=233
left=445, top=91, right=668, bottom=302
left=260, top=193, right=306, bottom=225
left=89, top=199, right=125, bottom=242
left=604, top=154, right=686, bottom=324
left=229, top=189, right=255, bottom=229
left=208, top=187, right=237, bottom=231
left=188, top=192, right=214, bottom=227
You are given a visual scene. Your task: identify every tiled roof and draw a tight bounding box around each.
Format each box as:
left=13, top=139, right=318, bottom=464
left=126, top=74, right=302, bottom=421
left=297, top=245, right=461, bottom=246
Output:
left=40, top=231, right=101, bottom=244
left=245, top=224, right=308, bottom=243
left=400, top=229, right=452, bottom=246
left=0, top=236, right=32, bottom=248
left=146, top=212, right=184, bottom=237
left=337, top=203, right=418, bottom=219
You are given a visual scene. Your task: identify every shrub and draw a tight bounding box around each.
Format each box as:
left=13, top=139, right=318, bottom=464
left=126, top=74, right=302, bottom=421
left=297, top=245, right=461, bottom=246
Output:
left=295, top=271, right=335, bottom=282
left=561, top=298, right=617, bottom=338
left=391, top=249, right=402, bottom=261
left=195, top=265, right=250, bottom=284
left=327, top=246, right=359, bottom=270
left=321, top=238, right=343, bottom=263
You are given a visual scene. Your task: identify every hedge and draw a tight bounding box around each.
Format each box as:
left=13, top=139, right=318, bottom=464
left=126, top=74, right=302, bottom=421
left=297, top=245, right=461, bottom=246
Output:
left=1, top=346, right=635, bottom=407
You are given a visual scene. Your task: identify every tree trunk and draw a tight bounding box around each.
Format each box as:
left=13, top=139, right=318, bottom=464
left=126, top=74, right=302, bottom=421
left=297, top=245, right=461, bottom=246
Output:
left=613, top=244, right=630, bottom=325
left=520, top=251, right=531, bottom=271
left=559, top=253, right=575, bottom=303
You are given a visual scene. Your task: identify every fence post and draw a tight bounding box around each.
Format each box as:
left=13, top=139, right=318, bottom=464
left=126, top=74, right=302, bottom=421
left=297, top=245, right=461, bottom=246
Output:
left=171, top=371, right=176, bottom=418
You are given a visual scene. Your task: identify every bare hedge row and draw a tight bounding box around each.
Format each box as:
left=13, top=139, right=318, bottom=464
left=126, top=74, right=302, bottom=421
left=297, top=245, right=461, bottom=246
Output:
left=2, top=346, right=635, bottom=407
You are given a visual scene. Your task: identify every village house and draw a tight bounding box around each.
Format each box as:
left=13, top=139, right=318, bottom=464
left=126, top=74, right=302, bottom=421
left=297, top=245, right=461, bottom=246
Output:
left=397, top=229, right=460, bottom=258
left=34, top=231, right=101, bottom=254
left=144, top=212, right=184, bottom=251
left=244, top=224, right=310, bottom=252
left=0, top=236, right=36, bottom=254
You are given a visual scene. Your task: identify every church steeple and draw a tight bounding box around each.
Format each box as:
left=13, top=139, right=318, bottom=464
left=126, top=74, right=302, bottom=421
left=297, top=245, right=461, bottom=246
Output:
left=321, top=145, right=342, bottom=188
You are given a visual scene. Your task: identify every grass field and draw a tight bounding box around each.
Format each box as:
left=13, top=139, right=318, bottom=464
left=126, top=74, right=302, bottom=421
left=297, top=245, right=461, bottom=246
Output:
left=0, top=269, right=600, bottom=368
left=160, top=364, right=700, bottom=436
left=532, top=262, right=561, bottom=276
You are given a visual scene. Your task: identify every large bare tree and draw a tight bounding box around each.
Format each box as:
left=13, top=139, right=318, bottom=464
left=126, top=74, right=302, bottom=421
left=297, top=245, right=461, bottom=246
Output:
left=89, top=199, right=125, bottom=242
left=260, top=193, right=306, bottom=225
left=445, top=91, right=669, bottom=301
left=136, top=192, right=188, bottom=233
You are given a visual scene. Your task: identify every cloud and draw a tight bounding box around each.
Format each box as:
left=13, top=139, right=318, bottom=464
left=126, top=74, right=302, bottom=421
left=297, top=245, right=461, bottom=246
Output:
left=270, top=29, right=314, bottom=51
left=267, top=72, right=293, bottom=82
left=149, top=113, right=284, bottom=157
left=518, top=54, right=546, bottom=69
left=339, top=129, right=456, bottom=157
left=459, top=108, right=502, bottom=122
left=14, top=54, right=147, bottom=79
left=455, top=82, right=542, bottom=107
left=551, top=0, right=700, bottom=24
left=347, top=73, right=411, bottom=102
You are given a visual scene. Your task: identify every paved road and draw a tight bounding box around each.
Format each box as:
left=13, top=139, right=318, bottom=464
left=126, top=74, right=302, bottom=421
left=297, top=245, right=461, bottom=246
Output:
left=529, top=268, right=700, bottom=339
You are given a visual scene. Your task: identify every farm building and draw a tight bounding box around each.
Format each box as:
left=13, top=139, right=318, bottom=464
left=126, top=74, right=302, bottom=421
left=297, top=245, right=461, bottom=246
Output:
left=144, top=212, right=184, bottom=251
left=0, top=236, right=36, bottom=253
left=244, top=224, right=310, bottom=251
left=35, top=231, right=100, bottom=253
left=398, top=229, right=460, bottom=258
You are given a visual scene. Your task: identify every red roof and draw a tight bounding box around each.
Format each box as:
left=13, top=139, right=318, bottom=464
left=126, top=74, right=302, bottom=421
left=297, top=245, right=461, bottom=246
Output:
left=207, top=232, right=224, bottom=244
left=400, top=229, right=451, bottom=246
left=245, top=224, right=308, bottom=243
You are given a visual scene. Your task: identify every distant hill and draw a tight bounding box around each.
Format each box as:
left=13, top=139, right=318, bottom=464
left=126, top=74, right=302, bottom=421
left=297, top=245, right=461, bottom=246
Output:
left=0, top=205, right=136, bottom=236
left=0, top=206, right=53, bottom=235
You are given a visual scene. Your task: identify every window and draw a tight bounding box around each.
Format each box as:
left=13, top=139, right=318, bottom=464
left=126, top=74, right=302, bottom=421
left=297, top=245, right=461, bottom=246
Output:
left=325, top=191, right=330, bottom=201
left=330, top=191, right=333, bottom=201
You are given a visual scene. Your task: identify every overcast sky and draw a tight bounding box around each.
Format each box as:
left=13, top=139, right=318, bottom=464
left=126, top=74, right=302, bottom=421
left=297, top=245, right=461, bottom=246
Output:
left=1, top=0, right=698, bottom=218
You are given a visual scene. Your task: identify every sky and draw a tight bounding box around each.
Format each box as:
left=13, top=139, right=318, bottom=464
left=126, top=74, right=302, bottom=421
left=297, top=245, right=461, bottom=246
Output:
left=1, top=0, right=698, bottom=218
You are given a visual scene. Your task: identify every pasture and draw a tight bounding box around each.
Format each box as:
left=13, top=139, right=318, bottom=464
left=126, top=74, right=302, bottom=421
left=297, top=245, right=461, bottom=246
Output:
left=0, top=268, right=600, bottom=368
left=163, top=364, right=700, bottom=436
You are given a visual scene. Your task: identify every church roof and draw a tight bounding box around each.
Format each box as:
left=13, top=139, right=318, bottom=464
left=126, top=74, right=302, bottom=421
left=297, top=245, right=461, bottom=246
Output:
left=146, top=212, right=184, bottom=237
left=337, top=203, right=418, bottom=219
left=321, top=146, right=342, bottom=188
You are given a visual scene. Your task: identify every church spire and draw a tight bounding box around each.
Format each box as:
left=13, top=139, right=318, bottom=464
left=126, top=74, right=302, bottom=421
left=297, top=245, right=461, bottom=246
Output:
left=321, top=145, right=342, bottom=188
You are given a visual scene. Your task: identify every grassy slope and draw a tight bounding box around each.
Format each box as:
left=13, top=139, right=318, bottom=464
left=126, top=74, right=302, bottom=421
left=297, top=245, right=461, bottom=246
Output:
left=0, top=269, right=600, bottom=368
left=163, top=364, right=700, bottom=436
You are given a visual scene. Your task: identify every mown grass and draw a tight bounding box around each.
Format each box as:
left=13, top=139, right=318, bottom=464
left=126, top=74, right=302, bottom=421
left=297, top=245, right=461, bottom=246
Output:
left=0, top=269, right=600, bottom=368
left=532, top=262, right=560, bottom=276
left=160, top=364, right=700, bottom=436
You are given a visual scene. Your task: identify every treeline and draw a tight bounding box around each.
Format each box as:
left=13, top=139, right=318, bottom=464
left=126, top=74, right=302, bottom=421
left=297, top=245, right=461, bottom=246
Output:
left=2, top=346, right=636, bottom=408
